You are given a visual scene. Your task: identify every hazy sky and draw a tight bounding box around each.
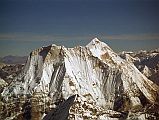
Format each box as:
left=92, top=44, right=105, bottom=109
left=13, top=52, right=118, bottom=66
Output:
left=0, top=0, right=159, bottom=57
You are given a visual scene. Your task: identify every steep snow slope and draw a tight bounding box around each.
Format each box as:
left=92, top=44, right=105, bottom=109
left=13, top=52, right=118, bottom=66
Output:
left=2, top=38, right=159, bottom=119
left=87, top=38, right=159, bottom=105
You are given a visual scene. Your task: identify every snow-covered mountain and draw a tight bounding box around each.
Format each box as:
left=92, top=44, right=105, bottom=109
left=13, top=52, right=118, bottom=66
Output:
left=1, top=38, right=159, bottom=120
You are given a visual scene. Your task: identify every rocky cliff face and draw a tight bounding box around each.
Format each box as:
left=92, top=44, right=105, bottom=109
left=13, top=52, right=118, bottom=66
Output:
left=1, top=38, right=159, bottom=120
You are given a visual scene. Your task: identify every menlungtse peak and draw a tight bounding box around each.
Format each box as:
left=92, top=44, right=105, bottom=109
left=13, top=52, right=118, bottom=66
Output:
left=1, top=38, right=159, bottom=120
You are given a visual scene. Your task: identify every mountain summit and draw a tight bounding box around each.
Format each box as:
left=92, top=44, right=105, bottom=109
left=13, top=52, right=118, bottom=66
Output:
left=2, top=38, right=159, bottom=120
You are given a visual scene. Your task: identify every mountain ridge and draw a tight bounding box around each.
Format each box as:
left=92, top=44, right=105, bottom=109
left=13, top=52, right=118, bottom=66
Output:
left=1, top=38, right=159, bottom=120
left=0, top=55, right=27, bottom=64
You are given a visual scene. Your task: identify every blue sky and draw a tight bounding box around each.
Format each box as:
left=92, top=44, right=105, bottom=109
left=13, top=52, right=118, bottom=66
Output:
left=0, top=0, right=159, bottom=57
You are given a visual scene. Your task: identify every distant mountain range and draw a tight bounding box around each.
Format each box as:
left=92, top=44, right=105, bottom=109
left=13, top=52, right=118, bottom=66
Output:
left=0, top=55, right=27, bottom=64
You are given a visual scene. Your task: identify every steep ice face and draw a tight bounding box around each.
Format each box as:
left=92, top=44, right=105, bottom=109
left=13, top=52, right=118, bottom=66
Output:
left=62, top=46, right=121, bottom=108
left=86, top=38, right=159, bottom=105
left=2, top=38, right=159, bottom=119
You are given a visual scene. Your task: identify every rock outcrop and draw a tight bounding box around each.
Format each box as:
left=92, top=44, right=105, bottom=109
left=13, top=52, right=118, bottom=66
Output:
left=43, top=95, right=76, bottom=120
